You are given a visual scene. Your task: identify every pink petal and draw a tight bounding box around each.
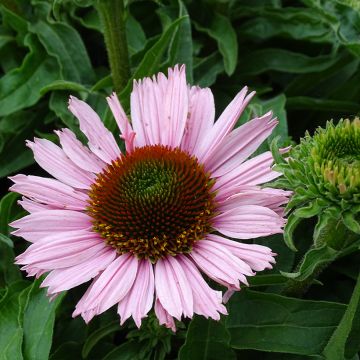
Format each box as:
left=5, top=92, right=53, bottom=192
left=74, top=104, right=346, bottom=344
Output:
left=217, top=185, right=290, bottom=214
left=10, top=210, right=92, bottom=242
left=177, top=255, right=227, bottom=320
left=118, top=259, right=154, bottom=327
left=107, top=92, right=135, bottom=153
left=56, top=129, right=105, bottom=173
left=190, top=240, right=254, bottom=290
left=208, top=234, right=276, bottom=272
left=41, top=247, right=116, bottom=294
left=154, top=298, right=176, bottom=332
left=213, top=205, right=285, bottom=239
left=27, top=138, right=95, bottom=189
left=197, top=87, right=255, bottom=163
left=214, top=151, right=284, bottom=195
left=18, top=197, right=54, bottom=213
left=180, top=86, right=215, bottom=156
left=10, top=174, right=89, bottom=211
left=16, top=231, right=105, bottom=269
left=207, top=112, right=278, bottom=176
left=68, top=96, right=120, bottom=163
left=155, top=256, right=193, bottom=320
left=74, top=254, right=138, bottom=317
left=131, top=65, right=188, bottom=148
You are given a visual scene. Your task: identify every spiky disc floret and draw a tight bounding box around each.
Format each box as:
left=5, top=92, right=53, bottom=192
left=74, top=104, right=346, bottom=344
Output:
left=87, top=145, right=216, bottom=262
left=272, top=118, right=360, bottom=249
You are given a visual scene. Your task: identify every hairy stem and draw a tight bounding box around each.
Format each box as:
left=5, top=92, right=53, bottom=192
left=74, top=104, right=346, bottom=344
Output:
left=98, top=0, right=130, bottom=94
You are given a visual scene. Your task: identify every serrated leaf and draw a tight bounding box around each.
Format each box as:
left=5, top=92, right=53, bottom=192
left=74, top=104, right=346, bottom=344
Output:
left=179, top=316, right=236, bottom=360
left=226, top=289, right=346, bottom=356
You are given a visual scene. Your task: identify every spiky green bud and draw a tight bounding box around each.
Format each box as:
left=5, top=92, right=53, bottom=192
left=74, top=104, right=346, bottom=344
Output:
left=272, top=118, right=360, bottom=251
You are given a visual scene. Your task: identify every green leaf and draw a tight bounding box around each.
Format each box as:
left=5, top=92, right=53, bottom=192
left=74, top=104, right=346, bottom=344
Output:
left=82, top=321, right=119, bottom=358
left=323, top=273, right=360, bottom=359
left=40, top=80, right=89, bottom=95
left=126, top=14, right=146, bottom=56
left=248, top=274, right=288, bottom=287
left=0, top=34, right=59, bottom=117
left=30, top=20, right=95, bottom=84
left=280, top=244, right=338, bottom=281
left=0, top=192, right=19, bottom=235
left=102, top=341, right=148, bottom=360
left=343, top=211, right=360, bottom=234
left=0, top=234, right=13, bottom=248
left=227, top=289, right=346, bottom=356
left=193, top=52, right=224, bottom=87
left=194, top=13, right=237, bottom=75
left=238, top=48, right=340, bottom=75
left=23, top=283, right=64, bottom=360
left=0, top=281, right=31, bottom=360
left=179, top=316, right=235, bottom=360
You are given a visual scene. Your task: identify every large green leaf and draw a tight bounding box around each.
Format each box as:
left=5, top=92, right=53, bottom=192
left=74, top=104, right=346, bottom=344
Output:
left=0, top=35, right=59, bottom=117
left=226, top=289, right=346, bottom=356
left=0, top=281, right=30, bottom=360
left=179, top=317, right=236, bottom=360
left=30, top=20, right=95, bottom=84
left=23, top=283, right=64, bottom=360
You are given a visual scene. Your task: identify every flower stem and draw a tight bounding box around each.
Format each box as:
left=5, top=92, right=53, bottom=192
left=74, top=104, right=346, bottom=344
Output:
left=282, top=218, right=357, bottom=298
left=97, top=0, right=130, bottom=94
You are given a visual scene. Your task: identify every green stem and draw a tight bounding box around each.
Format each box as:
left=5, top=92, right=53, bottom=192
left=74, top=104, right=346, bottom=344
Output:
left=97, top=0, right=130, bottom=94
left=282, top=218, right=356, bottom=298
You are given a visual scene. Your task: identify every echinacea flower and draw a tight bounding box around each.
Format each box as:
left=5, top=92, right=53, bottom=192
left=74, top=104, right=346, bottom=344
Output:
left=11, top=65, right=289, bottom=331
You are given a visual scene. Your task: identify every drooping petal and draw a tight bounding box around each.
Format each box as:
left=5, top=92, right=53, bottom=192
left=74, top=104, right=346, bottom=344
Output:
left=213, top=205, right=284, bottom=239
left=177, top=255, right=227, bottom=320
left=56, top=128, right=105, bottom=173
left=10, top=174, right=89, bottom=211
left=180, top=86, right=215, bottom=156
left=196, top=87, right=255, bottom=163
left=107, top=92, right=135, bottom=153
left=155, top=256, right=193, bottom=320
left=10, top=210, right=92, bottom=242
left=74, top=254, right=138, bottom=317
left=118, top=259, right=154, bottom=327
left=154, top=298, right=176, bottom=332
left=131, top=65, right=188, bottom=148
left=207, top=112, right=278, bottom=176
left=41, top=247, right=116, bottom=294
left=68, top=96, right=120, bottom=163
left=207, top=234, right=276, bottom=272
left=27, top=138, right=95, bottom=189
left=190, top=240, right=254, bottom=290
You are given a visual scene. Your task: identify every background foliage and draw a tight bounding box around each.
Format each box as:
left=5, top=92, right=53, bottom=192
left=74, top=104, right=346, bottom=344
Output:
left=0, top=0, right=359, bottom=359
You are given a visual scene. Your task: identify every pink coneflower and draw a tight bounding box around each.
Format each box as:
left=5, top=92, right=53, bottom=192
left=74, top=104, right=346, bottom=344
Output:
left=11, top=65, right=289, bottom=331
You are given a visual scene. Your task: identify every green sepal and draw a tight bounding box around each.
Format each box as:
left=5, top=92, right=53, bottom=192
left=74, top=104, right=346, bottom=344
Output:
left=343, top=211, right=360, bottom=234
left=270, top=136, right=286, bottom=165
left=283, top=212, right=302, bottom=251
left=314, top=211, right=336, bottom=247
left=280, top=244, right=338, bottom=282
left=293, top=198, right=326, bottom=218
